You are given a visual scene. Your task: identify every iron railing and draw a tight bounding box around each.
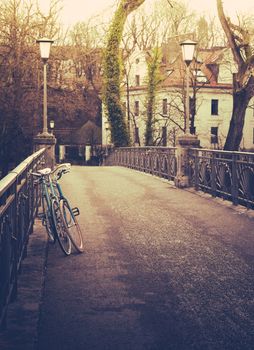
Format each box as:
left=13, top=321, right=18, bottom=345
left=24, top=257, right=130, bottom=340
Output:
left=189, top=148, right=254, bottom=208
left=106, top=147, right=177, bottom=181
left=107, top=146, right=254, bottom=209
left=0, top=148, right=46, bottom=329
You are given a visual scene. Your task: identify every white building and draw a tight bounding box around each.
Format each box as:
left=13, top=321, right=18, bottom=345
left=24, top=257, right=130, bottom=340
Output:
left=102, top=40, right=254, bottom=150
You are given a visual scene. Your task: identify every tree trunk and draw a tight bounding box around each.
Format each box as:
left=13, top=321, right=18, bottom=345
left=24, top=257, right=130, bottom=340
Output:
left=223, top=89, right=250, bottom=151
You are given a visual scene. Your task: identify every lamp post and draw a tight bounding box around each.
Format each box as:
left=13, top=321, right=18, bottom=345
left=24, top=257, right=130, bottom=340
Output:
left=36, top=37, right=54, bottom=136
left=33, top=38, right=56, bottom=169
left=180, top=40, right=197, bottom=134
left=174, top=39, right=200, bottom=188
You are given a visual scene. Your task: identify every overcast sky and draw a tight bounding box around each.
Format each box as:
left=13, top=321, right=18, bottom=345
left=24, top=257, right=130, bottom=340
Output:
left=39, top=0, right=254, bottom=27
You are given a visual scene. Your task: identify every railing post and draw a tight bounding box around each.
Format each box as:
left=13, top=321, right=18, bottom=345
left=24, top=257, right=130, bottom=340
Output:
left=194, top=150, right=199, bottom=191
left=231, top=153, right=238, bottom=205
left=211, top=152, right=216, bottom=197
left=174, top=134, right=200, bottom=188
left=33, top=134, right=56, bottom=169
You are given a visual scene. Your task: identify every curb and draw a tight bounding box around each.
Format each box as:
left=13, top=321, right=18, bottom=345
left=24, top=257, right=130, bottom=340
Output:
left=0, top=220, right=48, bottom=350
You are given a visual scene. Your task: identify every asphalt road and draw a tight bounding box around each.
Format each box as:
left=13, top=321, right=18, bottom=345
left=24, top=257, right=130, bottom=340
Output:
left=37, top=166, right=254, bottom=350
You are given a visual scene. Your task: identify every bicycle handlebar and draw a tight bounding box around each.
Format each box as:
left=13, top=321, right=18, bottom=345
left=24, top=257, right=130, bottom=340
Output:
left=52, top=163, right=71, bottom=180
left=31, top=163, right=71, bottom=181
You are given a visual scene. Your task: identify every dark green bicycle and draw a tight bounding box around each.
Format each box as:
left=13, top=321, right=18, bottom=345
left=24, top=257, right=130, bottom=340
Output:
left=32, top=163, right=84, bottom=255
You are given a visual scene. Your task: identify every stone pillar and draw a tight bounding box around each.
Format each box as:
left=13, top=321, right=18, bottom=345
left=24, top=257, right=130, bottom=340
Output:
left=33, top=134, right=56, bottom=169
left=174, top=133, right=200, bottom=188
left=59, top=145, right=66, bottom=163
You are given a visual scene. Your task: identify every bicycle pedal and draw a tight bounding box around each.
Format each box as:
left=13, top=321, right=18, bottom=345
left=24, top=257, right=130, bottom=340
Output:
left=72, top=207, right=80, bottom=216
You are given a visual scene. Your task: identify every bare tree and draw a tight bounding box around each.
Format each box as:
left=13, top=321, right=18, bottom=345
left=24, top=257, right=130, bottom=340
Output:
left=217, top=0, right=254, bottom=150
left=0, top=0, right=61, bottom=176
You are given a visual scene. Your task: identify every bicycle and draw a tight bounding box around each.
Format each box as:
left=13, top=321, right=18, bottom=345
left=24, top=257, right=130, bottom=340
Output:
left=32, top=163, right=84, bottom=255
left=51, top=163, right=84, bottom=254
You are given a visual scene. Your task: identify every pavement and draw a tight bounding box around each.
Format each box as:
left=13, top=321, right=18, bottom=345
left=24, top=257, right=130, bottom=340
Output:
left=1, top=166, right=254, bottom=350
left=0, top=220, right=48, bottom=350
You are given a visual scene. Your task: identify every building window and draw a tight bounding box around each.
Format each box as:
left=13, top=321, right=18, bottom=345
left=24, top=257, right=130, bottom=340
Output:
left=134, top=101, right=139, bottom=116
left=135, top=58, right=140, bottom=64
left=134, top=127, right=139, bottom=144
left=162, top=126, right=167, bottom=146
left=211, top=99, right=219, bottom=115
left=194, top=69, right=208, bottom=83
left=135, top=75, right=140, bottom=86
left=162, top=98, right=168, bottom=115
left=211, top=127, right=218, bottom=144
left=190, top=97, right=196, bottom=117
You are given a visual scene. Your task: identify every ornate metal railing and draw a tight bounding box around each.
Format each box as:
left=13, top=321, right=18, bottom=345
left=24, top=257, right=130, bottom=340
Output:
left=0, top=148, right=46, bottom=329
left=189, top=148, right=254, bottom=208
left=106, top=147, right=177, bottom=181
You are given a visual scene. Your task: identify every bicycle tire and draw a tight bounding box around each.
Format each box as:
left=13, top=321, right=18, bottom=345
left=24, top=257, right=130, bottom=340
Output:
left=51, top=198, right=72, bottom=256
left=42, top=195, right=56, bottom=242
left=60, top=199, right=84, bottom=253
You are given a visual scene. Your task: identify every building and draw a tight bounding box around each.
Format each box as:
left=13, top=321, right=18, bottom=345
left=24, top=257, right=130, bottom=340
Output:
left=104, top=39, right=254, bottom=150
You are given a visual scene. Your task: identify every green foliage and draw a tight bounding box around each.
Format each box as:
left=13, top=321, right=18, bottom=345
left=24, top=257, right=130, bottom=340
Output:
left=103, top=4, right=129, bottom=147
left=103, top=0, right=145, bottom=147
left=145, top=47, right=162, bottom=146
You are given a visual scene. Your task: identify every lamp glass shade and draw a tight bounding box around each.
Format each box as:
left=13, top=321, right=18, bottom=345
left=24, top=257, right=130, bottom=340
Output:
left=49, top=120, right=55, bottom=129
left=180, top=40, right=197, bottom=63
left=36, top=38, right=54, bottom=59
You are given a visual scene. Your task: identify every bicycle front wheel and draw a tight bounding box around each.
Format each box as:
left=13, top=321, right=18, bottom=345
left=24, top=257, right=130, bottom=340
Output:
left=60, top=199, right=84, bottom=253
left=51, top=198, right=72, bottom=256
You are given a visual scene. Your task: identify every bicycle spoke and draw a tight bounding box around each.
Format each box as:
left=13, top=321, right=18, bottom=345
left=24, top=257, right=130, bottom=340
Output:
left=52, top=199, right=72, bottom=256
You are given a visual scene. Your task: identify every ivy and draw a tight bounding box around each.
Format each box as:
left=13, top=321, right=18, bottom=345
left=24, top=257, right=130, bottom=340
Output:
left=103, top=0, right=145, bottom=147
left=145, top=47, right=162, bottom=146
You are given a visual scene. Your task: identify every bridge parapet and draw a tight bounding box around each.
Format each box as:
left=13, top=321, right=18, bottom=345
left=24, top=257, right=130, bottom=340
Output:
left=106, top=146, right=254, bottom=209
left=189, top=148, right=254, bottom=208
left=105, top=146, right=177, bottom=181
left=0, top=148, right=46, bottom=330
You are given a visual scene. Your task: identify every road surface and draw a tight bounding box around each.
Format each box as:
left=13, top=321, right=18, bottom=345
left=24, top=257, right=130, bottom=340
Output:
left=37, top=166, right=254, bottom=350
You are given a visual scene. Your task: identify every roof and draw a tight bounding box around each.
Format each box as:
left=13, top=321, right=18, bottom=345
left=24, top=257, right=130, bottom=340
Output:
left=130, top=42, right=230, bottom=89
left=72, top=120, right=102, bottom=145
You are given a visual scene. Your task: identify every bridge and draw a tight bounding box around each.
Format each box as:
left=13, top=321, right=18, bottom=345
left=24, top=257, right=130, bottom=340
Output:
left=1, top=147, right=254, bottom=349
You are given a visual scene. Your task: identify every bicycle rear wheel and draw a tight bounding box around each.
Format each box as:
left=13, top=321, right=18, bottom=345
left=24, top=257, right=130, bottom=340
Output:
left=51, top=198, right=72, bottom=256
left=42, top=195, right=55, bottom=242
left=60, top=199, right=84, bottom=253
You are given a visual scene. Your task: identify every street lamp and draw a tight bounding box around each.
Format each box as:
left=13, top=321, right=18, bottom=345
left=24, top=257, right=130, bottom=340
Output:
left=36, top=37, right=54, bottom=136
left=180, top=39, right=197, bottom=134
left=49, top=119, right=55, bottom=134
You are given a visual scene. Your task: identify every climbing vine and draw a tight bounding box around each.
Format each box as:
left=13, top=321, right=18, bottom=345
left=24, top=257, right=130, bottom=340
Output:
left=145, top=47, right=162, bottom=146
left=103, top=0, right=145, bottom=147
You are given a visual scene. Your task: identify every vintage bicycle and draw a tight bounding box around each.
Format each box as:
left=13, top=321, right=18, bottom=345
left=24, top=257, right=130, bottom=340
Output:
left=32, top=163, right=84, bottom=255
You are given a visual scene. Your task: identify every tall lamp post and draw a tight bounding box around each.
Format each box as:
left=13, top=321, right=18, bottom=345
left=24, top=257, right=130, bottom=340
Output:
left=174, top=39, right=199, bottom=188
left=180, top=40, right=197, bottom=135
left=36, top=37, right=54, bottom=136
left=34, top=37, right=56, bottom=168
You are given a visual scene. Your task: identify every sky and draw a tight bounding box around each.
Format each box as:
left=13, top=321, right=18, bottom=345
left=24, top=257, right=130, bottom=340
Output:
left=39, top=0, right=254, bottom=28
